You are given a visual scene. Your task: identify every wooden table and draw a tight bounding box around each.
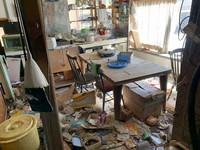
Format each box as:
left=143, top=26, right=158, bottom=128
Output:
left=79, top=51, right=171, bottom=121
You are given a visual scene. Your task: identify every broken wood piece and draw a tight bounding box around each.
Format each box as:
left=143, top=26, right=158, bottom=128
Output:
left=169, top=140, right=190, bottom=150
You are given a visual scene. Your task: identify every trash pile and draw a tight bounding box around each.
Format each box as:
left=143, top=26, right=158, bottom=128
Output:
left=3, top=83, right=187, bottom=150
left=57, top=91, right=176, bottom=150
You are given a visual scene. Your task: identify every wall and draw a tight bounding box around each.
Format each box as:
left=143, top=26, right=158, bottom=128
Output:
left=0, top=0, right=71, bottom=37
left=42, top=0, right=71, bottom=37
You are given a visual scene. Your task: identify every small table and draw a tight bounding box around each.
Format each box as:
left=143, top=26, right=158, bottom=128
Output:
left=79, top=51, right=171, bottom=121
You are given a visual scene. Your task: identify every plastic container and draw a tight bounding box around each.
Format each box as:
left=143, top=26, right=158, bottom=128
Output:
left=0, top=114, right=40, bottom=150
left=81, top=28, right=89, bottom=33
left=117, top=52, right=133, bottom=63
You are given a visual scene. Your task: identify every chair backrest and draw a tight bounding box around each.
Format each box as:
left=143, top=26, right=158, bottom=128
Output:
left=168, top=48, right=184, bottom=86
left=66, top=53, right=86, bottom=84
left=90, top=61, right=105, bottom=89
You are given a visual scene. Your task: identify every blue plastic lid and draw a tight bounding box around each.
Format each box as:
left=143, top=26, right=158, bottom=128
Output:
left=107, top=61, right=128, bottom=68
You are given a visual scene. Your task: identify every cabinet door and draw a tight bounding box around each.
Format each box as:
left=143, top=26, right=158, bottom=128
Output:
left=49, top=46, right=79, bottom=88
left=49, top=46, right=79, bottom=73
left=49, top=49, right=69, bottom=73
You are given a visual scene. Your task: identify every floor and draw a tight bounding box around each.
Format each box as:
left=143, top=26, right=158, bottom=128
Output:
left=0, top=75, right=179, bottom=150
left=57, top=76, right=179, bottom=150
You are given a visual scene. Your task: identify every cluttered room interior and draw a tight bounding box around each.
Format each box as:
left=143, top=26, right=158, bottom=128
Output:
left=0, top=0, right=200, bottom=150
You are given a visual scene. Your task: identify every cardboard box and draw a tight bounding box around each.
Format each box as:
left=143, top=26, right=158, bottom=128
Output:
left=123, top=81, right=165, bottom=121
left=71, top=90, right=96, bottom=109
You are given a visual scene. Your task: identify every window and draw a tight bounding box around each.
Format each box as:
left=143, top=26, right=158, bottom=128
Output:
left=130, top=0, right=192, bottom=53
left=168, top=0, right=192, bottom=51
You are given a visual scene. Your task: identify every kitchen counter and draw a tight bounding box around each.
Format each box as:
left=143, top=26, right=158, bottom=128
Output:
left=77, top=37, right=127, bottom=50
left=53, top=37, right=127, bottom=52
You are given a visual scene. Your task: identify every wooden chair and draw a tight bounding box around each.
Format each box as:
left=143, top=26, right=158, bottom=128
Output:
left=167, top=48, right=184, bottom=100
left=66, top=53, right=95, bottom=92
left=90, top=61, right=114, bottom=112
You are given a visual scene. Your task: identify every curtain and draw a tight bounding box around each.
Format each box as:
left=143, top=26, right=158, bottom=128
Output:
left=134, top=0, right=176, bottom=53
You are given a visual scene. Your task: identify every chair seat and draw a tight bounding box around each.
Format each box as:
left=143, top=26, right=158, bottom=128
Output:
left=95, top=79, right=113, bottom=92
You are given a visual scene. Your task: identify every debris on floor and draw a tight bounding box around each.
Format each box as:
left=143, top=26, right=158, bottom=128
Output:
left=0, top=80, right=185, bottom=150
left=57, top=97, right=176, bottom=150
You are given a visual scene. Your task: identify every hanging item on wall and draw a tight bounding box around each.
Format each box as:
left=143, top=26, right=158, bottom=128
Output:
left=24, top=50, right=52, bottom=112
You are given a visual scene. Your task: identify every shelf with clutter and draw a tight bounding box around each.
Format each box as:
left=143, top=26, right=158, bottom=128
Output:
left=68, top=0, right=98, bottom=30
left=67, top=0, right=129, bottom=47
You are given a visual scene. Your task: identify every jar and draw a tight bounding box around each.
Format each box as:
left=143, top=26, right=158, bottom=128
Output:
left=86, top=32, right=95, bottom=42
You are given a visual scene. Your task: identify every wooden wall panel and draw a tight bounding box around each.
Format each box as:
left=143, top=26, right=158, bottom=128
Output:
left=19, top=0, right=64, bottom=149
left=0, top=89, right=6, bottom=124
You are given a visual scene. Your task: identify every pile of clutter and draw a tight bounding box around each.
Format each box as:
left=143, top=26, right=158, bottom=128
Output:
left=57, top=89, right=178, bottom=150
left=3, top=82, right=188, bottom=150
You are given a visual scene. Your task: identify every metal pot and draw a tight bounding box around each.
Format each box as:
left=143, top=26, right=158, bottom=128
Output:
left=86, top=32, right=95, bottom=42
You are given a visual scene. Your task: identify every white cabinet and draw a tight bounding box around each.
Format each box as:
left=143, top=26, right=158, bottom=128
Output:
left=0, top=0, right=17, bottom=22
left=0, top=1, right=7, bottom=19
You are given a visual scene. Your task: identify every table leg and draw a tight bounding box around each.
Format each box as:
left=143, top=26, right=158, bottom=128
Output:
left=113, top=85, right=123, bottom=121
left=159, top=75, right=168, bottom=112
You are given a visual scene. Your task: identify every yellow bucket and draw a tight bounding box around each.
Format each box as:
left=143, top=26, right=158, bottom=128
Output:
left=0, top=114, right=40, bottom=150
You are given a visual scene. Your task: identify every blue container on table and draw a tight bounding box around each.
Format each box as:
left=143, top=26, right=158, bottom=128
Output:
left=117, top=52, right=133, bottom=63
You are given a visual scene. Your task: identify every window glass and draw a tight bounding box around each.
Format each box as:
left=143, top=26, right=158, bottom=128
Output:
left=168, top=0, right=192, bottom=51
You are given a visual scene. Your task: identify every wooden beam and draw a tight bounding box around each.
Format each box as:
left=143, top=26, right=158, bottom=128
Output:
left=0, top=89, right=7, bottom=124
left=172, top=0, right=200, bottom=147
left=19, top=0, right=64, bottom=149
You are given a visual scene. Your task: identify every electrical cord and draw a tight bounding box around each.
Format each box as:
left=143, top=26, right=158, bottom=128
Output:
left=178, top=16, right=190, bottom=41
left=178, top=0, right=184, bottom=34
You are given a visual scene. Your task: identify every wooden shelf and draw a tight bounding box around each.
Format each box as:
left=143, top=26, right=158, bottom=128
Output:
left=55, top=79, right=74, bottom=89
left=70, top=19, right=97, bottom=23
left=0, top=18, right=8, bottom=22
left=69, top=7, right=96, bottom=10
left=68, top=1, right=98, bottom=28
